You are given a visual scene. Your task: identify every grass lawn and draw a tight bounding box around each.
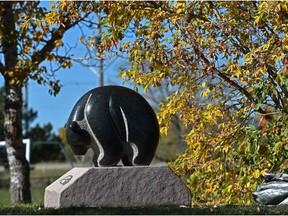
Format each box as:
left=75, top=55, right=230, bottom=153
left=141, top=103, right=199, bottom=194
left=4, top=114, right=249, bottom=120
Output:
left=0, top=167, right=69, bottom=205
left=2, top=167, right=288, bottom=214
left=1, top=204, right=288, bottom=215
left=0, top=188, right=45, bottom=205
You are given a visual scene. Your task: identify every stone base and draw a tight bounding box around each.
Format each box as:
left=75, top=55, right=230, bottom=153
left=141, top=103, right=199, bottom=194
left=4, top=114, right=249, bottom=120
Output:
left=44, top=166, right=191, bottom=208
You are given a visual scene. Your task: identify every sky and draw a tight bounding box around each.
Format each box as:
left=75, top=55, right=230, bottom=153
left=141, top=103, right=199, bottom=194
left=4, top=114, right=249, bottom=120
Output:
left=0, top=1, right=153, bottom=136
left=30, top=59, right=129, bottom=134
left=0, top=55, right=129, bottom=135
left=0, top=11, right=131, bottom=135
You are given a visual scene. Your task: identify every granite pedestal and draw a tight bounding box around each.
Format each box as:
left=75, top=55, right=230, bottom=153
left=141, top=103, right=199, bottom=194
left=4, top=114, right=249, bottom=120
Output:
left=44, top=166, right=191, bottom=208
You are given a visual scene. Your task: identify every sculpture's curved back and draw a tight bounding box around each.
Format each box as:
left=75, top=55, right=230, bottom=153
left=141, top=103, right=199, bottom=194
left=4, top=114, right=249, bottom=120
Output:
left=65, top=85, right=159, bottom=166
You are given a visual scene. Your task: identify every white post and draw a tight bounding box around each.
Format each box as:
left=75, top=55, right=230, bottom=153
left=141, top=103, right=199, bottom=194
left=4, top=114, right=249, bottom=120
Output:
left=23, top=139, right=30, bottom=163
left=0, top=139, right=31, bottom=163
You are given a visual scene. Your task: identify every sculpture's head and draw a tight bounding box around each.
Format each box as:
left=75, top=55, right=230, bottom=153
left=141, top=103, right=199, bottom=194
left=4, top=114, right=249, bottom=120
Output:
left=65, top=120, right=91, bottom=155
left=65, top=91, right=93, bottom=156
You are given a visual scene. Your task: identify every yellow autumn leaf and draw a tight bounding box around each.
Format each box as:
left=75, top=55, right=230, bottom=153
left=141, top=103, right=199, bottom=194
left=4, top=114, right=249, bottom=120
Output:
left=227, top=185, right=233, bottom=193
left=253, top=170, right=261, bottom=179
left=55, top=39, right=64, bottom=47
left=200, top=88, right=211, bottom=98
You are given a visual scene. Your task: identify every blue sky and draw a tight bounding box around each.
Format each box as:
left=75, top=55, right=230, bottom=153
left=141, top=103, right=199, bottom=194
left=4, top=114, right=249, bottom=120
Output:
left=30, top=59, right=129, bottom=134
left=0, top=54, right=129, bottom=134
left=0, top=2, right=141, bottom=135
left=23, top=2, right=134, bottom=134
left=0, top=15, right=131, bottom=135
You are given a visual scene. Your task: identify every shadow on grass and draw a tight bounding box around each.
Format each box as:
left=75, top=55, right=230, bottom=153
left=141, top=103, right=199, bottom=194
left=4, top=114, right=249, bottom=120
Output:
left=1, top=204, right=288, bottom=215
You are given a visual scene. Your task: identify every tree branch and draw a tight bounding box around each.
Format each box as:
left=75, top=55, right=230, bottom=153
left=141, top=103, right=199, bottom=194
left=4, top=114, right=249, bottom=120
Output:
left=0, top=62, right=5, bottom=75
left=1, top=2, right=18, bottom=73
left=31, top=10, right=91, bottom=68
left=195, top=48, right=269, bottom=117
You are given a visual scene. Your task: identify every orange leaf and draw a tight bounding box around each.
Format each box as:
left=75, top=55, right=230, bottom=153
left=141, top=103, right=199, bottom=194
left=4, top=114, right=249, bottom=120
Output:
left=112, top=39, right=118, bottom=49
left=258, top=116, right=266, bottom=127
left=229, top=81, right=233, bottom=88
left=244, top=79, right=251, bottom=86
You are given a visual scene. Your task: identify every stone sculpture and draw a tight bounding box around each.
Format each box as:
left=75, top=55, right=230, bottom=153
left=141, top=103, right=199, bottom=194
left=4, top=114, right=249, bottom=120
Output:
left=65, top=85, right=159, bottom=167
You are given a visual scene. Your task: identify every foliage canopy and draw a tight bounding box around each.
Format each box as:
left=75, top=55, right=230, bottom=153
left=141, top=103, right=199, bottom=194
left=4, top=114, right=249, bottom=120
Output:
left=16, top=0, right=288, bottom=205
left=78, top=1, right=288, bottom=205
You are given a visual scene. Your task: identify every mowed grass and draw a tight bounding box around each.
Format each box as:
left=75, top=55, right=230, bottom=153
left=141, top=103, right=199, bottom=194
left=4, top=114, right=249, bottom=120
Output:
left=1, top=204, right=288, bottom=215
left=0, top=188, right=45, bottom=205
left=2, top=167, right=288, bottom=214
left=0, top=167, right=70, bottom=205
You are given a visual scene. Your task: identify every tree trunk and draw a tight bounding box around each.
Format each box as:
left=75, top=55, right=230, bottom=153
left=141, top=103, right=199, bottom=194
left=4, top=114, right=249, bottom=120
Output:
left=4, top=82, right=31, bottom=204
left=1, top=1, right=31, bottom=204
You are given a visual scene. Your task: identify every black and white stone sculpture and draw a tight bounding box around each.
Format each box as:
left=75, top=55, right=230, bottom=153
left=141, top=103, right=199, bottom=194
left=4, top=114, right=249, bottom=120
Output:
left=65, top=85, right=159, bottom=167
left=45, top=86, right=192, bottom=208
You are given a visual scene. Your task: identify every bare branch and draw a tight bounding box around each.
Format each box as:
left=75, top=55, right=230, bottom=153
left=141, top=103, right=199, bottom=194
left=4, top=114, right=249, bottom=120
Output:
left=0, top=62, right=5, bottom=75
